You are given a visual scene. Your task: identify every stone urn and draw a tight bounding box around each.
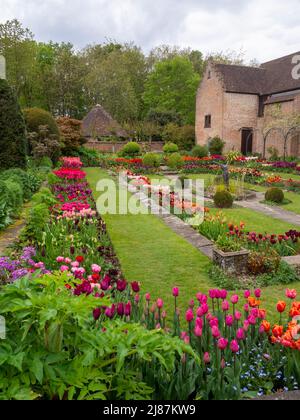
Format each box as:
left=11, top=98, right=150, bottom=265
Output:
left=213, top=247, right=250, bottom=274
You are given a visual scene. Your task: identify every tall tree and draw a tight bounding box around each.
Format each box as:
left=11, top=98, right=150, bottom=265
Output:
left=143, top=56, right=200, bottom=125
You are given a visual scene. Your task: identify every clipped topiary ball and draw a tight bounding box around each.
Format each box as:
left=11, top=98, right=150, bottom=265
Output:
left=142, top=153, right=161, bottom=168
left=214, top=190, right=234, bottom=208
left=163, top=142, right=179, bottom=154
left=119, top=141, right=141, bottom=158
left=265, top=187, right=284, bottom=203
left=23, top=107, right=60, bottom=137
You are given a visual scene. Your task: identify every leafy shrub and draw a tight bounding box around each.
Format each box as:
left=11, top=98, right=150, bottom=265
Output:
left=215, top=235, right=242, bottom=252
left=56, top=116, right=86, bottom=155
left=208, top=136, right=225, bottom=155
left=0, top=273, right=193, bottom=400
left=142, top=153, right=162, bottom=168
left=226, top=151, right=242, bottom=165
left=0, top=181, right=11, bottom=230
left=0, top=79, right=27, bottom=169
left=265, top=187, right=284, bottom=203
left=163, top=142, right=179, bottom=154
left=1, top=169, right=41, bottom=200
left=162, top=124, right=195, bottom=151
left=213, top=190, right=233, bottom=208
left=192, top=145, right=208, bottom=158
left=119, top=142, right=141, bottom=158
left=247, top=250, right=281, bottom=275
left=32, top=187, right=57, bottom=207
left=20, top=203, right=50, bottom=243
left=39, top=156, right=53, bottom=169
left=78, top=147, right=100, bottom=167
left=3, top=179, right=23, bottom=214
left=24, top=107, right=60, bottom=138
left=27, top=125, right=61, bottom=164
left=167, top=153, right=183, bottom=170
left=256, top=261, right=299, bottom=286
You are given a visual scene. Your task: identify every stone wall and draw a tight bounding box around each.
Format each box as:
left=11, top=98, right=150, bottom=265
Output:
left=85, top=141, right=165, bottom=154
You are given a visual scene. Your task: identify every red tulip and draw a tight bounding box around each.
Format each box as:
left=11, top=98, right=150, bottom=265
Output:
left=277, top=301, right=286, bottom=313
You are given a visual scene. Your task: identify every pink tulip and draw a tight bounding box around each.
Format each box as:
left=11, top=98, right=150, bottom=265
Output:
left=201, top=303, right=209, bottom=315
left=145, top=293, right=151, bottom=302
left=181, top=331, right=188, bottom=340
left=222, top=300, right=229, bottom=312
left=236, top=328, right=245, bottom=341
left=212, top=326, right=221, bottom=339
left=243, top=320, right=250, bottom=331
left=194, top=326, right=203, bottom=337
left=203, top=352, right=211, bottom=364
left=135, top=294, right=140, bottom=304
left=220, top=290, right=228, bottom=300
left=162, top=311, right=167, bottom=319
left=230, top=340, right=239, bottom=353
left=209, top=318, right=219, bottom=328
left=244, top=304, right=249, bottom=312
left=64, top=258, right=72, bottom=264
left=235, top=311, right=242, bottom=321
left=248, top=315, right=256, bottom=325
left=286, top=289, right=297, bottom=300
left=91, top=264, right=101, bottom=273
left=250, top=308, right=259, bottom=318
left=60, top=265, right=69, bottom=272
left=186, top=309, right=194, bottom=323
left=244, top=290, right=251, bottom=299
left=196, top=294, right=208, bottom=304
left=173, top=287, right=179, bottom=297
left=217, top=338, right=228, bottom=350
left=157, top=298, right=164, bottom=309
left=225, top=315, right=234, bottom=327
left=221, top=359, right=226, bottom=369
left=197, top=306, right=204, bottom=317
left=196, top=317, right=203, bottom=329
left=254, top=289, right=261, bottom=298
left=56, top=256, right=65, bottom=263
left=259, top=325, right=265, bottom=335
left=231, top=295, right=239, bottom=305
left=209, top=289, right=216, bottom=299
left=189, top=299, right=195, bottom=308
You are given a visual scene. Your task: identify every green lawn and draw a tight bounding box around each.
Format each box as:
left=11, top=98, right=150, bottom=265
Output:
left=86, top=168, right=300, bottom=322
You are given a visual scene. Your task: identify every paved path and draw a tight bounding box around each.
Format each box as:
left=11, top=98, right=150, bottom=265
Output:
left=0, top=218, right=26, bottom=256
left=237, top=192, right=300, bottom=226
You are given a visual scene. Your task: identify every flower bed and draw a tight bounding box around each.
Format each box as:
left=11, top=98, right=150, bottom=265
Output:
left=1, top=159, right=300, bottom=401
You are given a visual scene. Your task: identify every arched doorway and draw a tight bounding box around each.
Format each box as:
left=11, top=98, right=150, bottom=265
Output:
left=241, top=128, right=253, bottom=155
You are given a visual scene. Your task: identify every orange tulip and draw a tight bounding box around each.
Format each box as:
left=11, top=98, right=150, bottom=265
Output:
left=272, top=325, right=284, bottom=338
left=261, top=320, right=271, bottom=333
left=277, top=301, right=286, bottom=314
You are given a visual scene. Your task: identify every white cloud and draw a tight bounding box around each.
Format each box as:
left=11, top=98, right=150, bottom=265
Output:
left=0, top=0, right=299, bottom=61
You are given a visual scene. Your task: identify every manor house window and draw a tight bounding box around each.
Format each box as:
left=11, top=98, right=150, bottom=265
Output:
left=204, top=115, right=211, bottom=128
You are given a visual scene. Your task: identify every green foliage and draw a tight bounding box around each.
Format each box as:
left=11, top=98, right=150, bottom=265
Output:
left=215, top=235, right=242, bottom=252
left=20, top=203, right=50, bottom=243
left=163, top=142, right=179, bottom=154
left=0, top=181, right=12, bottom=229
left=167, top=153, right=183, bottom=170
left=162, top=124, right=195, bottom=151
left=192, top=145, right=208, bottom=158
left=226, top=150, right=242, bottom=164
left=143, top=56, right=200, bottom=125
left=142, top=153, right=161, bottom=168
left=78, top=147, right=100, bottom=167
left=265, top=187, right=285, bottom=204
left=214, top=191, right=234, bottom=208
left=256, top=260, right=299, bottom=286
left=119, top=142, right=141, bottom=158
left=24, top=107, right=60, bottom=138
left=1, top=168, right=41, bottom=200
left=208, top=136, right=226, bottom=155
left=32, top=187, right=57, bottom=207
left=0, top=79, right=27, bottom=169
left=147, top=109, right=182, bottom=126
left=0, top=273, right=193, bottom=400
left=3, top=179, right=23, bottom=214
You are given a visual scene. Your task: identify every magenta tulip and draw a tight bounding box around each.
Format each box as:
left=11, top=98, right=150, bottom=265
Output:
left=186, top=309, right=194, bottom=323
left=173, top=287, right=179, bottom=297
left=217, top=338, right=228, bottom=350
left=230, top=340, right=239, bottom=353
left=222, top=300, right=229, bottom=312
left=236, top=328, right=245, bottom=341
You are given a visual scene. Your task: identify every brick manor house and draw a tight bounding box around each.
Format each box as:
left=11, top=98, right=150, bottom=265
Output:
left=196, top=52, right=300, bottom=157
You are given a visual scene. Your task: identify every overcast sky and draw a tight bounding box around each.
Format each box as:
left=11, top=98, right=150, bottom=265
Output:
left=0, top=0, right=299, bottom=62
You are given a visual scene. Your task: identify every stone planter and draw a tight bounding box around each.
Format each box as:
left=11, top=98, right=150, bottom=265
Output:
left=213, top=247, right=250, bottom=274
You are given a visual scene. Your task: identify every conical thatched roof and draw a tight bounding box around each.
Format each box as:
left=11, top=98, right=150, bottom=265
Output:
left=82, top=104, right=128, bottom=138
